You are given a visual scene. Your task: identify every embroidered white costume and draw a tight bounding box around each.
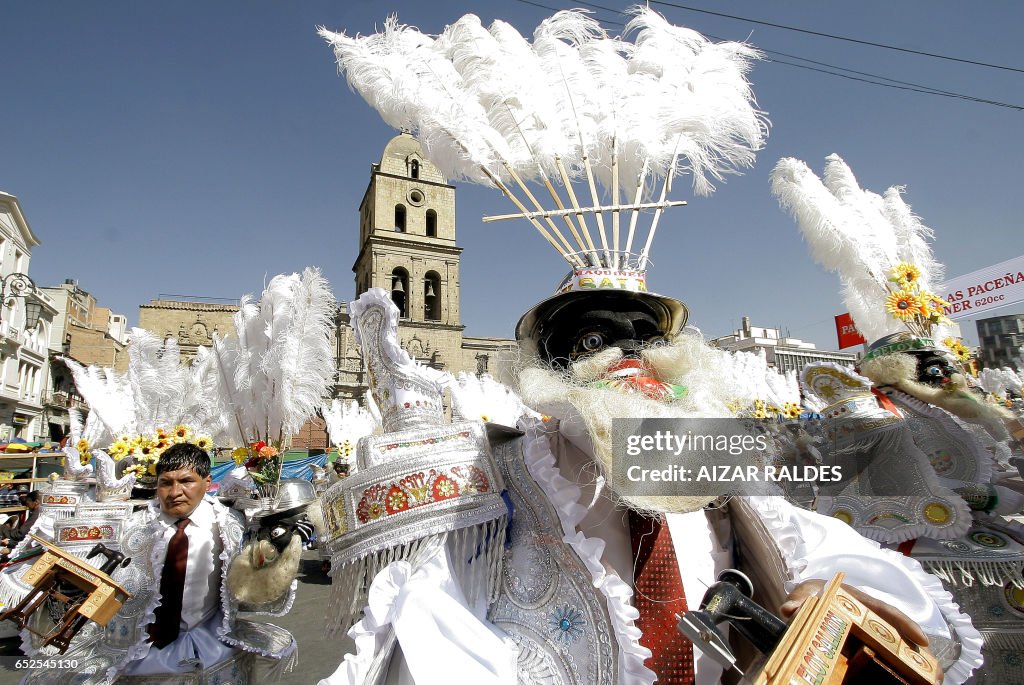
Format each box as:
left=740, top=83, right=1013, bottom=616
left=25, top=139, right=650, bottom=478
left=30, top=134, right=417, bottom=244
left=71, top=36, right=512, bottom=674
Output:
left=313, top=290, right=981, bottom=685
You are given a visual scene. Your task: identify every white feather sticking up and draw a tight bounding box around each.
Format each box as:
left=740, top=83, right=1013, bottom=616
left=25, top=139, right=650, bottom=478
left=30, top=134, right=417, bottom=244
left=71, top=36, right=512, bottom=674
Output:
left=62, top=329, right=223, bottom=448
left=126, top=328, right=192, bottom=433
left=883, top=187, right=944, bottom=289
left=978, top=367, right=1023, bottom=398
left=623, top=6, right=766, bottom=196
left=321, top=399, right=380, bottom=470
left=203, top=268, right=337, bottom=448
left=449, top=372, right=537, bottom=427
left=62, top=359, right=136, bottom=438
left=319, top=16, right=507, bottom=186
left=771, top=154, right=948, bottom=343
left=272, top=269, right=338, bottom=440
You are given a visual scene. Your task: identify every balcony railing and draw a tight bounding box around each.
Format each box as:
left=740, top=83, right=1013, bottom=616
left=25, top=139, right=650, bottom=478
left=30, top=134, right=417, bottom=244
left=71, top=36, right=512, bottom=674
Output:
left=44, top=390, right=87, bottom=410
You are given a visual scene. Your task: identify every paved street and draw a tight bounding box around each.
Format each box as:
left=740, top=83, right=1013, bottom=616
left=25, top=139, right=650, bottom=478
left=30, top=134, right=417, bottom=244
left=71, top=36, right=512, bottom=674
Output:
left=0, top=550, right=352, bottom=684
left=253, top=550, right=353, bottom=683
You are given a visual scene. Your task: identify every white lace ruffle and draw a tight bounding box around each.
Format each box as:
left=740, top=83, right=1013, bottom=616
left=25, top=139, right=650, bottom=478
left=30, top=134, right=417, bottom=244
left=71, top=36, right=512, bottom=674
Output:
left=746, top=496, right=983, bottom=685
left=519, top=417, right=657, bottom=685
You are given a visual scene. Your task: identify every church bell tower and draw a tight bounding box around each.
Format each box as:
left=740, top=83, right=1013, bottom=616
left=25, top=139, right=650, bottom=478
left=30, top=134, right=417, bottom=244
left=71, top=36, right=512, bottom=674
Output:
left=352, top=132, right=464, bottom=368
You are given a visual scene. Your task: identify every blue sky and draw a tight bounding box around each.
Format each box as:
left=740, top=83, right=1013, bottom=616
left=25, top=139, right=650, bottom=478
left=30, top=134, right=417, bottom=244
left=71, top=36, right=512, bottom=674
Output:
left=3, top=1, right=1022, bottom=349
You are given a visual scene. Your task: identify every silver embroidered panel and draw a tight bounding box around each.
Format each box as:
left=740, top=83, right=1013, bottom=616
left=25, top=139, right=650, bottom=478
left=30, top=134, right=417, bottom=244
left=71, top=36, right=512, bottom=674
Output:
left=489, top=438, right=617, bottom=685
left=886, top=392, right=990, bottom=483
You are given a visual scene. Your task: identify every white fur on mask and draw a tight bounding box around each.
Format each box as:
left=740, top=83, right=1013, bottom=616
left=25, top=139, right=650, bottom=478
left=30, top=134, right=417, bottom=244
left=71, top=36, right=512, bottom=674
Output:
left=861, top=353, right=1012, bottom=440
left=227, top=534, right=302, bottom=606
left=516, top=338, right=762, bottom=514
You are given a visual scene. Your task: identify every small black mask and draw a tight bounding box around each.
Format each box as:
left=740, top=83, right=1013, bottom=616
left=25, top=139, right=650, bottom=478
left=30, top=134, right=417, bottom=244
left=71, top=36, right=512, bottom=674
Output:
left=535, top=300, right=667, bottom=369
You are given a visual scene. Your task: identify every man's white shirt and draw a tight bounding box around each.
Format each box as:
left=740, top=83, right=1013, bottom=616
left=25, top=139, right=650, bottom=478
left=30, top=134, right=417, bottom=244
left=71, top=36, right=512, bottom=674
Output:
left=155, top=497, right=222, bottom=630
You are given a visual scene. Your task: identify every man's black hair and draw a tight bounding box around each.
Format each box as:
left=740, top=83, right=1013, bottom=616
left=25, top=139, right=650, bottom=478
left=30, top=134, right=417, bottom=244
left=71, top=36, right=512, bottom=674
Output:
left=23, top=491, right=41, bottom=504
left=156, top=443, right=211, bottom=478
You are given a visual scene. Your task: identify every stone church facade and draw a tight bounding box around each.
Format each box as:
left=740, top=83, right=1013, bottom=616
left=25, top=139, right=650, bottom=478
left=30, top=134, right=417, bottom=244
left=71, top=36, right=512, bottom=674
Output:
left=137, top=133, right=516, bottom=449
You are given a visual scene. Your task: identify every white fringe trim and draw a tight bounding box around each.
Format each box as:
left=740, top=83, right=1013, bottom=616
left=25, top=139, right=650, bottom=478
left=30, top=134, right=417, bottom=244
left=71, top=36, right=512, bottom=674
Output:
left=920, top=559, right=1024, bottom=589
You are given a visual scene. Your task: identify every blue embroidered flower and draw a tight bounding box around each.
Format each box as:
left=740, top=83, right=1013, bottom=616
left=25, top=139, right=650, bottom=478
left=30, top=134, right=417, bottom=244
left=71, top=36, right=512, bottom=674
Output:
left=549, top=605, right=586, bottom=646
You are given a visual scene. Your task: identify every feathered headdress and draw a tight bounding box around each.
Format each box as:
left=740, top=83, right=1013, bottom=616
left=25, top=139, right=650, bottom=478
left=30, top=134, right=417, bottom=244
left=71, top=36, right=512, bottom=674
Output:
left=770, top=154, right=954, bottom=351
left=320, top=9, right=766, bottom=343
left=62, top=329, right=223, bottom=493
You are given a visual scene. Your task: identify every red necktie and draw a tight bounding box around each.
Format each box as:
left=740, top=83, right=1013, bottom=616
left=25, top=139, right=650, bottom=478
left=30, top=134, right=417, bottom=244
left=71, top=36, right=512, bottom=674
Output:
left=629, top=510, right=695, bottom=684
left=149, top=518, right=190, bottom=648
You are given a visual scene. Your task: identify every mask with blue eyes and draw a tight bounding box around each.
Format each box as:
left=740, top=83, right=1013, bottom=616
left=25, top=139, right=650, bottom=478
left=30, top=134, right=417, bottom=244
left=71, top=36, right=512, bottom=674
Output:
left=914, top=353, right=955, bottom=387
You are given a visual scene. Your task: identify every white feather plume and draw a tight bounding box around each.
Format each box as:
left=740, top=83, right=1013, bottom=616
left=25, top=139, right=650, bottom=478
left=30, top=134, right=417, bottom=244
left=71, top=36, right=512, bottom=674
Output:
left=771, top=154, right=948, bottom=343
left=319, top=9, right=766, bottom=267
left=449, top=372, right=537, bottom=427
left=203, top=268, right=337, bottom=448
left=979, top=367, right=1023, bottom=398
left=62, top=358, right=136, bottom=437
left=321, top=399, right=379, bottom=450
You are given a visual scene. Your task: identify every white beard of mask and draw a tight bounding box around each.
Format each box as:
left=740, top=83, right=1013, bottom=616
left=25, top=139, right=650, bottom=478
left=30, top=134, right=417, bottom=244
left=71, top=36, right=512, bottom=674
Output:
left=515, top=337, right=764, bottom=514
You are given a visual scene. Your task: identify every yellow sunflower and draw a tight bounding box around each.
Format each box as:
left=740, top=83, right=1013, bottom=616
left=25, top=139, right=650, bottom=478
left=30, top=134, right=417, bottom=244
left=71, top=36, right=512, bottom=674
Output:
left=194, top=435, right=213, bottom=451
left=172, top=424, right=193, bottom=442
left=76, top=438, right=90, bottom=454
left=943, top=337, right=972, bottom=362
left=885, top=290, right=921, bottom=320
left=782, top=402, right=802, bottom=419
left=137, top=437, right=162, bottom=461
left=338, top=440, right=354, bottom=458
left=890, top=262, right=922, bottom=287
left=155, top=427, right=169, bottom=441
left=124, top=464, right=146, bottom=478
left=108, top=439, right=130, bottom=461
left=750, top=399, right=768, bottom=420
left=918, top=292, right=949, bottom=322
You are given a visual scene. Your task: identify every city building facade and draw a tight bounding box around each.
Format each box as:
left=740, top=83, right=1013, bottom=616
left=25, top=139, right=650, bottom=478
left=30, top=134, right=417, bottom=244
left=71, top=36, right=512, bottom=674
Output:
left=0, top=191, right=59, bottom=443
left=976, top=313, right=1024, bottom=371
left=710, top=316, right=859, bottom=374
left=42, top=280, right=131, bottom=371
left=40, top=280, right=134, bottom=442
left=137, top=298, right=239, bottom=361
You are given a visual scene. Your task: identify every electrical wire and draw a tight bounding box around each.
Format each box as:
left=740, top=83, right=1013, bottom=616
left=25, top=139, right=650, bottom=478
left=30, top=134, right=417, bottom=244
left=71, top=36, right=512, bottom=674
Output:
left=649, top=0, right=1024, bottom=74
left=509, top=0, right=1024, bottom=110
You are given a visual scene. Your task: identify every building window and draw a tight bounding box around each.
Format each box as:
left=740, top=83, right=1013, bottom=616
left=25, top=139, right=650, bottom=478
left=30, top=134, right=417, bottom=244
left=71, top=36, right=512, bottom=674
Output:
left=410, top=159, right=419, bottom=179
left=391, top=268, right=409, bottom=318
left=395, top=204, right=406, bottom=232
left=424, top=272, right=441, bottom=321
left=426, top=210, right=437, bottom=237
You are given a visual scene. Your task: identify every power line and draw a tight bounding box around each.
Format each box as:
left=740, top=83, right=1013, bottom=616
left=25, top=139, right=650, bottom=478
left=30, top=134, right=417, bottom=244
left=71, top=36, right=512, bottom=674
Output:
left=766, top=58, right=1024, bottom=111
left=510, top=0, right=1024, bottom=111
left=649, top=0, right=1024, bottom=74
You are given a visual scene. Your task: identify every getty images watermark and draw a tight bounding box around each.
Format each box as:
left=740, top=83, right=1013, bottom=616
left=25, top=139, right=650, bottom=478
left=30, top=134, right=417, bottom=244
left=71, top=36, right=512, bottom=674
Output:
left=611, top=417, right=963, bottom=498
